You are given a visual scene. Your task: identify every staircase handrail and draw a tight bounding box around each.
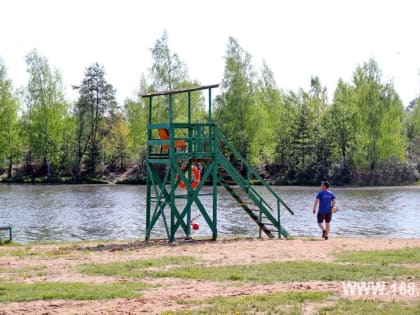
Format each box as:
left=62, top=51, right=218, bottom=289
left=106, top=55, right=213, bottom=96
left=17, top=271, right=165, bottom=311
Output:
left=218, top=131, right=294, bottom=215
left=219, top=156, right=275, bottom=212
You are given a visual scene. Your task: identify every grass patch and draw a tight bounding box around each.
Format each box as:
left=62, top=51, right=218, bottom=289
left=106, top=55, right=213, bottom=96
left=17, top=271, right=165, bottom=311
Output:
left=336, top=247, right=420, bottom=265
left=319, top=299, right=420, bottom=315
left=81, top=260, right=419, bottom=282
left=0, top=241, right=21, bottom=248
left=0, top=246, right=38, bottom=258
left=0, top=282, right=149, bottom=303
left=0, top=265, right=48, bottom=279
left=79, top=256, right=197, bottom=277
left=153, top=261, right=419, bottom=282
left=0, top=244, right=82, bottom=258
left=163, top=291, right=332, bottom=314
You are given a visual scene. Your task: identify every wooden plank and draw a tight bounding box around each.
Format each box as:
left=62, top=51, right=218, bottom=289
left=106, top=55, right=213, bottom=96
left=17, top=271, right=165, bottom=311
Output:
left=237, top=202, right=255, bottom=206
left=192, top=158, right=213, bottom=163
left=141, top=84, right=220, bottom=98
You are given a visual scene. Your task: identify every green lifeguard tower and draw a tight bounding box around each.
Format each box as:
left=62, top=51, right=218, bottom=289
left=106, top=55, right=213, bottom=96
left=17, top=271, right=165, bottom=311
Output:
left=142, top=84, right=294, bottom=242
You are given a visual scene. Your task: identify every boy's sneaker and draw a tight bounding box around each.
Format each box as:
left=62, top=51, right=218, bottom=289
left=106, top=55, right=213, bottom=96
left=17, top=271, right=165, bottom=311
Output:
left=322, top=230, right=326, bottom=238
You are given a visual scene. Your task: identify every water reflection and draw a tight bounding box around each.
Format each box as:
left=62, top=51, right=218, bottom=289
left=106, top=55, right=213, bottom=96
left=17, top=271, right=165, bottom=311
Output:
left=0, top=184, right=419, bottom=243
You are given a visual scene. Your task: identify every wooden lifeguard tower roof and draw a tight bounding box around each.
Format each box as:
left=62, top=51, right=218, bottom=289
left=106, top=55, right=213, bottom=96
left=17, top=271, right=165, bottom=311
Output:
left=141, top=84, right=220, bottom=98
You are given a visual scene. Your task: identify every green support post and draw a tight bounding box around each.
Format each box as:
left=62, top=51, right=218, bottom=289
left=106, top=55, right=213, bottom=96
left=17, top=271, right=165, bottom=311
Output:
left=208, top=88, right=212, bottom=122
left=212, top=124, right=218, bottom=240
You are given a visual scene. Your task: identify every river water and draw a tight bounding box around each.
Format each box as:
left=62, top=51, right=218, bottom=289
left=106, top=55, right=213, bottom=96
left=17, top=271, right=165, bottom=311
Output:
left=0, top=185, right=419, bottom=243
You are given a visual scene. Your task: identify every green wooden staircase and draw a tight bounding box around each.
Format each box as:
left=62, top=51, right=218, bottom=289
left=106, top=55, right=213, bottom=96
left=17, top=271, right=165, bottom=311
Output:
left=216, top=132, right=294, bottom=238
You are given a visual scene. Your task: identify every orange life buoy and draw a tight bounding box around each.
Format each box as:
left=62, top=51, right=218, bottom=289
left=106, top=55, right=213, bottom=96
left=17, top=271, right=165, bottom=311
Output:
left=177, top=165, right=201, bottom=189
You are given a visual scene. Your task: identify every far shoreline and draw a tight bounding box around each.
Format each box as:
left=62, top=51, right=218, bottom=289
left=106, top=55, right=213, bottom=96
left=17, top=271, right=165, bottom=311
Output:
left=1, top=178, right=419, bottom=187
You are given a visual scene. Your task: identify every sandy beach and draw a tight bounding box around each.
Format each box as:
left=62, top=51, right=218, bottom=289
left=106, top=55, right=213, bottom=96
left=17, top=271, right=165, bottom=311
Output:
left=0, top=237, right=419, bottom=314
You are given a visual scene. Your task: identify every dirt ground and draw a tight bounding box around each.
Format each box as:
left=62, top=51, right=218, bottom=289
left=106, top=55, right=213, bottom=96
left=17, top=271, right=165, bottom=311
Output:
left=0, top=237, right=419, bottom=314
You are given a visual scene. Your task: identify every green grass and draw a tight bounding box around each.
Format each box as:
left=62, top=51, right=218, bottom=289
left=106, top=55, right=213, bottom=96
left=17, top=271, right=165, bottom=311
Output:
left=0, top=282, right=149, bottom=303
left=80, top=260, right=419, bottom=282
left=336, top=247, right=420, bottom=265
left=0, top=247, right=37, bottom=258
left=167, top=295, right=420, bottom=315
left=79, top=256, right=197, bottom=277
left=0, top=241, right=20, bottom=247
left=155, top=261, right=419, bottom=282
left=163, top=291, right=332, bottom=315
left=0, top=245, right=72, bottom=258
left=0, top=265, right=48, bottom=279
left=319, top=299, right=420, bottom=315
left=0, top=243, right=87, bottom=258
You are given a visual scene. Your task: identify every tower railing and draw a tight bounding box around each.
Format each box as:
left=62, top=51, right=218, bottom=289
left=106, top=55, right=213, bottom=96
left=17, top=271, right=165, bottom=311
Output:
left=217, top=131, right=295, bottom=216
left=147, top=122, right=217, bottom=160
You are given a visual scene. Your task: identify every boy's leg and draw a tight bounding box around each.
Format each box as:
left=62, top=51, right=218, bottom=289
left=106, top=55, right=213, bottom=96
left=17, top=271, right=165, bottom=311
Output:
left=317, top=213, right=326, bottom=237
left=324, top=214, right=332, bottom=239
left=325, top=222, right=330, bottom=235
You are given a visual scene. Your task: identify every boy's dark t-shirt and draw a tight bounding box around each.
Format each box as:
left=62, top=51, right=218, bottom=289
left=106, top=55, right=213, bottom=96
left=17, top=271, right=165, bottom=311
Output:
left=316, top=191, right=336, bottom=214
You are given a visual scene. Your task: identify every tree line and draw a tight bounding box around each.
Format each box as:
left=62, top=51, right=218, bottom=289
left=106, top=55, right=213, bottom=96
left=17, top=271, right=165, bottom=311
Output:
left=0, top=32, right=419, bottom=185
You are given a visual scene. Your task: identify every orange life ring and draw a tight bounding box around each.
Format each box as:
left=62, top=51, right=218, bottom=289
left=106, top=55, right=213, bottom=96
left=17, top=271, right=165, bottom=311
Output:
left=178, top=165, right=201, bottom=189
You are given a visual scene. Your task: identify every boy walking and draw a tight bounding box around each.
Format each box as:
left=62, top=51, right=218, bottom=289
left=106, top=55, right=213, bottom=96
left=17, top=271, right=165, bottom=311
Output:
left=313, top=181, right=336, bottom=240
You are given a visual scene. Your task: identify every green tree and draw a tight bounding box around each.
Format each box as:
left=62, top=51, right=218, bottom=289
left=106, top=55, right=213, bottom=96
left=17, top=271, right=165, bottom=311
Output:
left=351, top=59, right=406, bottom=171
left=406, top=98, right=420, bottom=141
left=252, top=61, right=282, bottom=164
left=144, top=31, right=205, bottom=124
left=124, top=77, right=150, bottom=182
left=23, top=50, right=69, bottom=176
left=74, top=63, right=117, bottom=175
left=288, top=90, right=314, bottom=176
left=215, top=37, right=257, bottom=160
left=323, top=79, right=356, bottom=183
left=406, top=98, right=420, bottom=171
left=100, top=112, right=130, bottom=170
left=71, top=90, right=90, bottom=178
left=125, top=83, right=147, bottom=162
left=0, top=60, right=22, bottom=178
left=150, top=30, right=187, bottom=91
left=128, top=31, right=205, bottom=169
left=286, top=77, right=328, bottom=183
left=328, top=79, right=355, bottom=163
left=309, top=77, right=332, bottom=182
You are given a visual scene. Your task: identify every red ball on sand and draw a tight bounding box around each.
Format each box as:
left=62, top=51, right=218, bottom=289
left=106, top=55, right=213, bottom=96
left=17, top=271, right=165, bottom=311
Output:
left=192, top=223, right=199, bottom=230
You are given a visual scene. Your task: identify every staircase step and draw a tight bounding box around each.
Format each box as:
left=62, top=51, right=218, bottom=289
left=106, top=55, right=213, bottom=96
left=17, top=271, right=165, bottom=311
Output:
left=219, top=158, right=290, bottom=239
left=192, top=158, right=213, bottom=163
left=221, top=180, right=237, bottom=184
left=237, top=202, right=255, bottom=206
left=227, top=186, right=242, bottom=193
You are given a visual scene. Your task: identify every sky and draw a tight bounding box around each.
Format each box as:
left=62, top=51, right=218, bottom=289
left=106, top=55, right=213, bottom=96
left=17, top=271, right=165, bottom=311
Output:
left=1, top=0, right=420, bottom=106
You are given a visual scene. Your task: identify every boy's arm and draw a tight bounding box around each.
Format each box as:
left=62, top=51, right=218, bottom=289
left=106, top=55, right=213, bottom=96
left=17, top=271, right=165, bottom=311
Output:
left=313, top=199, right=319, bottom=214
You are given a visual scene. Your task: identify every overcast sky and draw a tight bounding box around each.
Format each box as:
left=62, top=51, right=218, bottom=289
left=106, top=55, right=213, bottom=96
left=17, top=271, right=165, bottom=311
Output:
left=1, top=0, right=420, bottom=106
